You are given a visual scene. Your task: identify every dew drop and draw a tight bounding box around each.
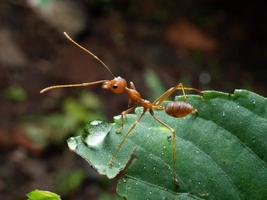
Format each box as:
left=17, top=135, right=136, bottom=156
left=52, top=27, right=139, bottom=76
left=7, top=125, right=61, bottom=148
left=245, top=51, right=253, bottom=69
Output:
left=167, top=135, right=172, bottom=142
left=163, top=146, right=166, bottom=149
left=90, top=120, right=102, bottom=126
left=85, top=131, right=108, bottom=147
left=222, top=112, right=225, bottom=117
left=149, top=191, right=152, bottom=195
left=68, top=137, right=77, bottom=150
left=252, top=99, right=256, bottom=105
left=123, top=178, right=127, bottom=183
left=84, top=121, right=111, bottom=147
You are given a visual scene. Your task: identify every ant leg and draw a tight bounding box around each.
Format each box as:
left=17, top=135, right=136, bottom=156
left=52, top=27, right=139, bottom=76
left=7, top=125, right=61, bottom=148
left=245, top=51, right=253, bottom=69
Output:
left=109, top=108, right=147, bottom=167
left=192, top=108, right=198, bottom=118
left=179, top=83, right=188, bottom=102
left=116, top=107, right=136, bottom=133
left=153, top=83, right=201, bottom=106
left=149, top=110, right=179, bottom=187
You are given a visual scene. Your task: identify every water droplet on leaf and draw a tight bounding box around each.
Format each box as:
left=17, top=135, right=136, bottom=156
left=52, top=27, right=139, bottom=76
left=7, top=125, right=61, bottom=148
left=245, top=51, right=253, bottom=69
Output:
left=86, top=130, right=109, bottom=147
left=85, top=121, right=111, bottom=147
left=90, top=120, right=102, bottom=126
left=68, top=137, right=77, bottom=150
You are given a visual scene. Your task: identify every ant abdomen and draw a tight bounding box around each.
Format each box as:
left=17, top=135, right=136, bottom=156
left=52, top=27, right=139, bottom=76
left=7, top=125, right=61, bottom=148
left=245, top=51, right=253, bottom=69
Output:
left=165, top=101, right=196, bottom=118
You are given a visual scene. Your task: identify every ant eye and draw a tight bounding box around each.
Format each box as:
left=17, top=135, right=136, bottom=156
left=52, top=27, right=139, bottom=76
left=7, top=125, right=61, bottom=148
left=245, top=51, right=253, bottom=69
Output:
left=112, top=85, right=118, bottom=89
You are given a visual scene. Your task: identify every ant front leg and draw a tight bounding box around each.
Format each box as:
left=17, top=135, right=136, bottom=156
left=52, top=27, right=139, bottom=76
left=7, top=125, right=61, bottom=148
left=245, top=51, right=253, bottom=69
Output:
left=109, top=108, right=147, bottom=167
left=115, top=81, right=137, bottom=133
left=116, top=107, right=135, bottom=133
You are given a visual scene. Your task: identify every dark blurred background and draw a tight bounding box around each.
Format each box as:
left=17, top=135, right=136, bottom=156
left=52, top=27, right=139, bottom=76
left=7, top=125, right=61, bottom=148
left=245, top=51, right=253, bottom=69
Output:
left=0, top=0, right=266, bottom=199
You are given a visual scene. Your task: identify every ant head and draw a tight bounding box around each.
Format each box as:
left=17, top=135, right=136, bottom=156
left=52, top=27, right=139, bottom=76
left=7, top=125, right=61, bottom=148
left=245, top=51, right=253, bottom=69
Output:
left=102, top=76, right=127, bottom=94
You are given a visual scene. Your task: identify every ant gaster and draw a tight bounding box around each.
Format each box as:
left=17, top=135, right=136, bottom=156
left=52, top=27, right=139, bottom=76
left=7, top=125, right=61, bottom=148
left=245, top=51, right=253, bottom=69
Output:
left=40, top=32, right=202, bottom=186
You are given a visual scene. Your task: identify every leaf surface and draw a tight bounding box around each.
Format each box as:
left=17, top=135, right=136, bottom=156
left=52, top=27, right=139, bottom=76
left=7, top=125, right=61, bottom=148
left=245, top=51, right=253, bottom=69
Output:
left=68, top=90, right=267, bottom=200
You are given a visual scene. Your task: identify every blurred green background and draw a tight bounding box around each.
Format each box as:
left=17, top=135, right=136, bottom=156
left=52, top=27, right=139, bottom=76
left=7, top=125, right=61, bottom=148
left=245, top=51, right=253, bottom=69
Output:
left=0, top=0, right=266, bottom=199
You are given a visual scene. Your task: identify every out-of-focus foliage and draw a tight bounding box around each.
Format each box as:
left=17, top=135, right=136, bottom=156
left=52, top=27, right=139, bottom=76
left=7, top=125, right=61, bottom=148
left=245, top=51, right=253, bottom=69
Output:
left=27, top=190, right=61, bottom=200
left=22, top=92, right=104, bottom=149
left=4, top=86, right=27, bottom=102
left=56, top=169, right=86, bottom=196
left=31, top=0, right=53, bottom=7
left=144, top=69, right=165, bottom=100
left=99, top=193, right=123, bottom=200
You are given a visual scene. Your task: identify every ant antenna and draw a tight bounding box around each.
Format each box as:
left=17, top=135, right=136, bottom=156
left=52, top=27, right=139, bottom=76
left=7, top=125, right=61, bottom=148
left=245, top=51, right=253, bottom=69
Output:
left=40, top=80, right=108, bottom=93
left=63, top=32, right=115, bottom=78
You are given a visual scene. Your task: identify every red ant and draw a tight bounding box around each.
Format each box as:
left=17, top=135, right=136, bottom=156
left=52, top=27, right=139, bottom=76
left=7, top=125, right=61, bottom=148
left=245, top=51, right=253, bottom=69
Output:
left=40, top=32, right=202, bottom=186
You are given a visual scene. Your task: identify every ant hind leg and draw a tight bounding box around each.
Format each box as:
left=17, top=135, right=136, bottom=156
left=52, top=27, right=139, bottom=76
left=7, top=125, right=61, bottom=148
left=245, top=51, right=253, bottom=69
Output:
left=177, top=83, right=188, bottom=102
left=149, top=110, right=179, bottom=187
left=153, top=83, right=201, bottom=106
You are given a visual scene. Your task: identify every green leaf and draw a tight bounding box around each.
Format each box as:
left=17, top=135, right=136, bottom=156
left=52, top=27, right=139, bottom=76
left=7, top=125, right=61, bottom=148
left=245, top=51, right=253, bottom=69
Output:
left=67, top=90, right=267, bottom=200
left=56, top=169, right=86, bottom=196
left=27, top=190, right=61, bottom=200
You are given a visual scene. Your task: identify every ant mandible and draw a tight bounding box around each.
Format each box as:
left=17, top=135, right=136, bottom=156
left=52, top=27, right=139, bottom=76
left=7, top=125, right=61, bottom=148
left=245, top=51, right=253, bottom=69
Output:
left=40, top=32, right=202, bottom=186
